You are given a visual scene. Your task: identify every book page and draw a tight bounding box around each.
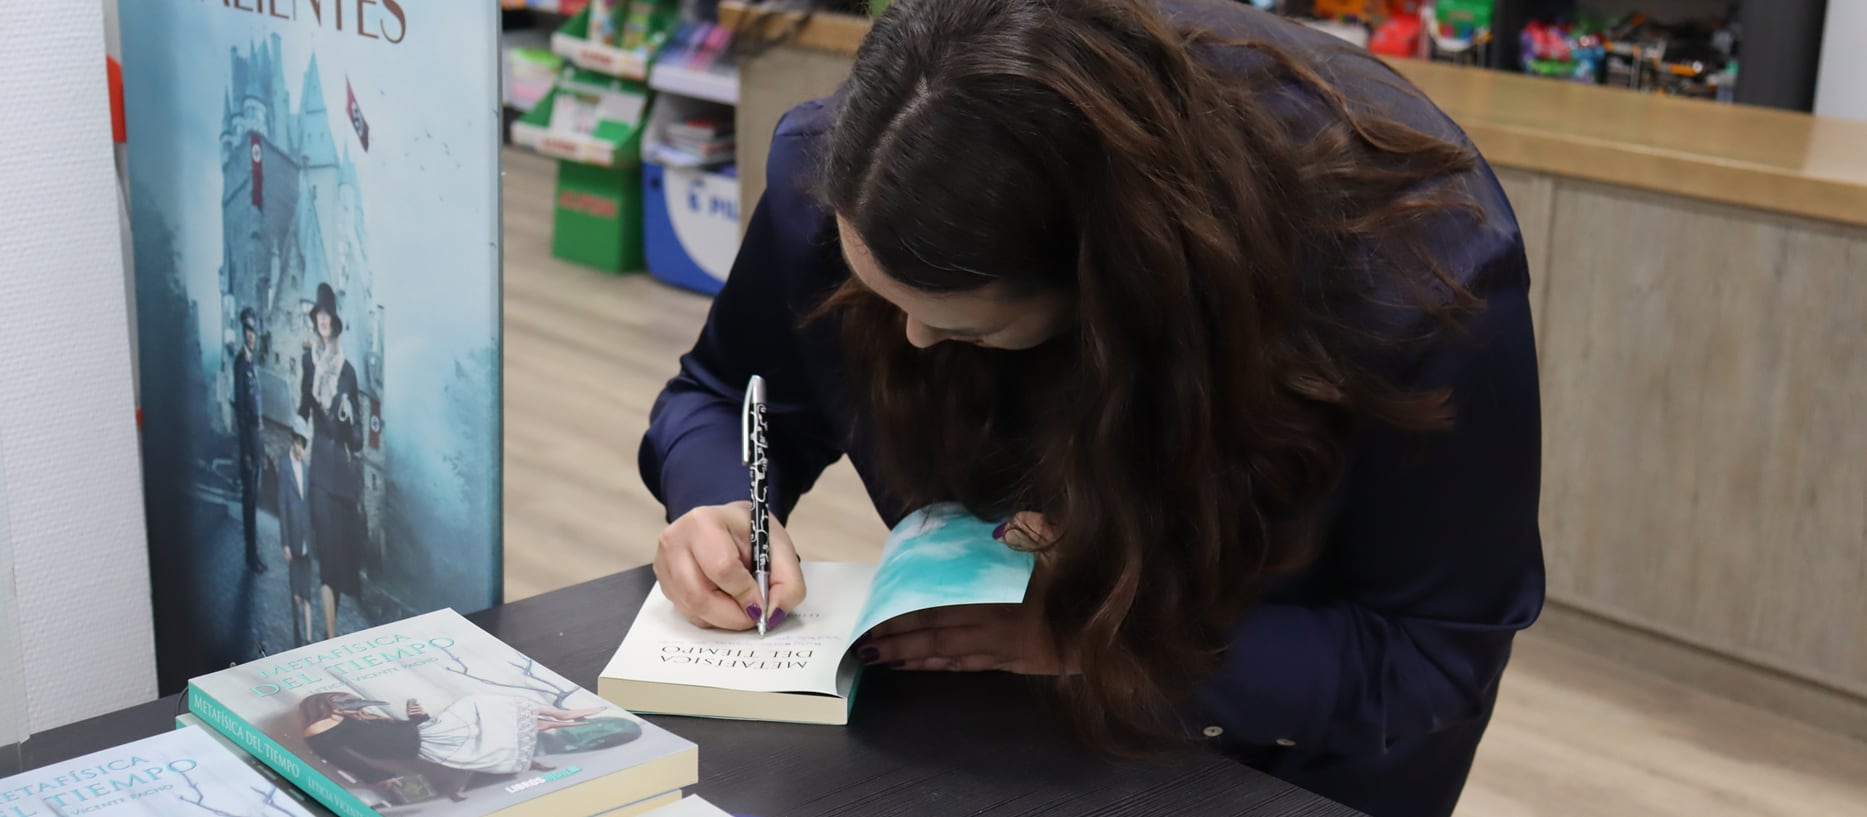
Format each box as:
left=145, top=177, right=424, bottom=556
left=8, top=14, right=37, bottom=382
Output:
left=851, top=503, right=1038, bottom=639
left=605, top=561, right=878, bottom=696
left=643, top=795, right=733, bottom=816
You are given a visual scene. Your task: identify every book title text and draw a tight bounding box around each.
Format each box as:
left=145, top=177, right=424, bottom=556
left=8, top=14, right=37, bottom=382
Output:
left=1, top=755, right=199, bottom=816
left=250, top=633, right=456, bottom=696
left=221, top=0, right=409, bottom=45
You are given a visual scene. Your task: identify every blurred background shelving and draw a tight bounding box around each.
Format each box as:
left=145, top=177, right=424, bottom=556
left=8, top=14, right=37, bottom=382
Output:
left=1259, top=0, right=1829, bottom=111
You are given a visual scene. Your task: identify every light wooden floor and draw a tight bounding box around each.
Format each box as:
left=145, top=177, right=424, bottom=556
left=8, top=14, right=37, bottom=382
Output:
left=497, top=150, right=1867, bottom=816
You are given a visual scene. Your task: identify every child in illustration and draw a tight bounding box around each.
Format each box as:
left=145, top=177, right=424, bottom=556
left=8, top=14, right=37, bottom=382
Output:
left=277, top=416, right=315, bottom=647
left=232, top=307, right=268, bottom=576
left=297, top=692, right=633, bottom=802
left=299, top=283, right=365, bottom=640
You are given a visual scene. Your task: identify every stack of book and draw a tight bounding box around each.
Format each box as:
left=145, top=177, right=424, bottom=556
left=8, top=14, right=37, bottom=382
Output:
left=652, top=115, right=735, bottom=168
left=1, top=610, right=718, bottom=817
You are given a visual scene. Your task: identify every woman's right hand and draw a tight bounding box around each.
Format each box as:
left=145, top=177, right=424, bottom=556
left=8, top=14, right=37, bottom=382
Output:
left=654, top=502, right=805, bottom=630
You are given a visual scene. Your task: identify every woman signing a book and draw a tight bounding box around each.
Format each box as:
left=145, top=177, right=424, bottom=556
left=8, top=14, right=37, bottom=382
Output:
left=638, top=1, right=1541, bottom=815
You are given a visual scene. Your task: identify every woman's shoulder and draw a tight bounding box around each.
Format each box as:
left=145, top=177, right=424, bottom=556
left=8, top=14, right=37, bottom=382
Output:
left=753, top=98, right=849, bottom=294
left=765, top=97, right=836, bottom=215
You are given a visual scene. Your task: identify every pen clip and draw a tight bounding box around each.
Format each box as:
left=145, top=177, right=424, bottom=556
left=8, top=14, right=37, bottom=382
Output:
left=741, top=374, right=764, bottom=466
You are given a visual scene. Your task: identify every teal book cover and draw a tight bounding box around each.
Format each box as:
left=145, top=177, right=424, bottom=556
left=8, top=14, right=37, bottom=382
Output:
left=188, top=610, right=697, bottom=817
left=120, top=1, right=504, bottom=692
left=0, top=726, right=319, bottom=817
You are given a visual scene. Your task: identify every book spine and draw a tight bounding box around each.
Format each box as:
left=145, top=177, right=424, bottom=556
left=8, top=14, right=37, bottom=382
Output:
left=188, top=683, right=379, bottom=817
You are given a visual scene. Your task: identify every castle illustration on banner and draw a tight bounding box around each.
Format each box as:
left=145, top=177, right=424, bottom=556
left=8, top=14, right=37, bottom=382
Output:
left=213, top=36, right=388, bottom=557
left=121, top=3, right=502, bottom=695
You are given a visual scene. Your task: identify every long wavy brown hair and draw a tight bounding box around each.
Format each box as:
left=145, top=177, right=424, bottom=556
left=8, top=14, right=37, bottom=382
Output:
left=817, top=0, right=1485, bottom=752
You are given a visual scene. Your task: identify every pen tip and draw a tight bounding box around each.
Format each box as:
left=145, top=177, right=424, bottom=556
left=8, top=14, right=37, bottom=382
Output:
left=757, top=621, right=767, bottom=637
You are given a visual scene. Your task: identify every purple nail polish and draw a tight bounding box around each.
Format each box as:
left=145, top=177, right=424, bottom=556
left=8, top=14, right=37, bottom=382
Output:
left=858, top=646, right=880, bottom=663
left=993, top=522, right=1009, bottom=540
left=768, top=608, right=787, bottom=629
left=746, top=604, right=761, bottom=622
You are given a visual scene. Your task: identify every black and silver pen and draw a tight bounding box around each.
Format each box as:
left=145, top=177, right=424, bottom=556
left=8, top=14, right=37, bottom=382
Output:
left=741, top=374, right=771, bottom=636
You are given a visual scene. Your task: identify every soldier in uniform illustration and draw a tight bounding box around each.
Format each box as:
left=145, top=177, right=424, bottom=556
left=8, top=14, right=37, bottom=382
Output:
left=278, top=415, right=315, bottom=647
left=300, top=283, right=366, bottom=640
left=233, top=307, right=268, bottom=575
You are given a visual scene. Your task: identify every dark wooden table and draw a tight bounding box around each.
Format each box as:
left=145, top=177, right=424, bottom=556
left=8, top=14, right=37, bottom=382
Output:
left=1, top=568, right=1362, bottom=816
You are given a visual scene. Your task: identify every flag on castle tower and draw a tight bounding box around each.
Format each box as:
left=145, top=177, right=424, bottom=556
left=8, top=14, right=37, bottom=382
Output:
left=249, top=132, right=263, bottom=208
left=346, top=77, right=371, bottom=151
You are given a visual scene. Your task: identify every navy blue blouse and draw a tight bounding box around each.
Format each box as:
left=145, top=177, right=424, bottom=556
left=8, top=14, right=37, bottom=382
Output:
left=638, top=4, right=1544, bottom=815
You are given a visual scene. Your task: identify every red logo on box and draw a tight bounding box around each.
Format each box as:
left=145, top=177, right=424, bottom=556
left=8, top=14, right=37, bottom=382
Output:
left=559, top=191, right=619, bottom=219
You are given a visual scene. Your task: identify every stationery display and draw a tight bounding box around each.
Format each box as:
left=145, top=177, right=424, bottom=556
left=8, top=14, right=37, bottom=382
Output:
left=600, top=504, right=1036, bottom=725
left=187, top=610, right=697, bottom=817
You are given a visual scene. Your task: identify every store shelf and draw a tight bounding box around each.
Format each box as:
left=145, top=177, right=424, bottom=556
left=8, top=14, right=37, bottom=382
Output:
left=643, top=142, right=732, bottom=168
left=647, top=63, right=738, bottom=105
left=552, top=31, right=651, bottom=81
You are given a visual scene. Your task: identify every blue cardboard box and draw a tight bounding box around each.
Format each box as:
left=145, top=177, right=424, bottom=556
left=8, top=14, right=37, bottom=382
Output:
left=643, top=161, right=739, bottom=295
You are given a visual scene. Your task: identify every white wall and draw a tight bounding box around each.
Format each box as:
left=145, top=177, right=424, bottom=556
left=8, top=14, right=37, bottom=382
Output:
left=0, top=452, right=22, bottom=746
left=1815, top=2, right=1867, bottom=122
left=0, top=2, right=158, bottom=734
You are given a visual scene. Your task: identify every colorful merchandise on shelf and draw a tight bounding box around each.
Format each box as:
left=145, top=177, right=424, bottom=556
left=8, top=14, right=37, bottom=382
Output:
left=505, top=47, right=564, bottom=111
left=1310, top=0, right=1371, bottom=20
left=1368, top=5, right=1425, bottom=58
left=1423, top=0, right=1494, bottom=66
left=1596, top=10, right=1740, bottom=101
left=591, top=0, right=622, bottom=46
left=1520, top=17, right=1605, bottom=83
left=551, top=1, right=679, bottom=81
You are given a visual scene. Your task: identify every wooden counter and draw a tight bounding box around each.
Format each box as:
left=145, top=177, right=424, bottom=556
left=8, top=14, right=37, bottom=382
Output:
left=721, top=2, right=1867, bottom=229
left=720, top=3, right=1867, bottom=740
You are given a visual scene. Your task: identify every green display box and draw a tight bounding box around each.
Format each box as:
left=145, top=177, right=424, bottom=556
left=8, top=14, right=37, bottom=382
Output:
left=553, top=158, right=645, bottom=273
left=509, top=70, right=651, bottom=273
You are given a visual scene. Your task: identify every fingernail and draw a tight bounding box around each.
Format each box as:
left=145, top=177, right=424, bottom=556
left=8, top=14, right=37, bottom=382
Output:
left=993, top=522, right=1009, bottom=540
left=768, top=608, right=787, bottom=629
left=746, top=604, right=762, bottom=622
left=858, top=646, right=880, bottom=663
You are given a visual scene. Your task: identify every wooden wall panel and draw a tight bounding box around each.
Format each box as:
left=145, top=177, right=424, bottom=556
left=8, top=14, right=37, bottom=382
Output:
left=734, top=47, right=853, bottom=227
left=1494, top=167, right=1554, bottom=340
left=1538, top=179, right=1867, bottom=697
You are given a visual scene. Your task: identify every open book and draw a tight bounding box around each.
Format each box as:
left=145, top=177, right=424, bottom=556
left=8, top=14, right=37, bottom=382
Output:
left=599, top=504, right=1036, bottom=725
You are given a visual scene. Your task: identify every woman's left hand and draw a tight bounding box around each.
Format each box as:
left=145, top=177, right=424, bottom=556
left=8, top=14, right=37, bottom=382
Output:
left=860, top=603, right=1072, bottom=675
left=859, top=512, right=1076, bottom=676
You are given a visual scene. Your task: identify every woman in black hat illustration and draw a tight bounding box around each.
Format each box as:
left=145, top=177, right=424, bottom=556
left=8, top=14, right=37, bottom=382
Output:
left=298, top=692, right=624, bottom=802
left=300, top=282, right=366, bottom=640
